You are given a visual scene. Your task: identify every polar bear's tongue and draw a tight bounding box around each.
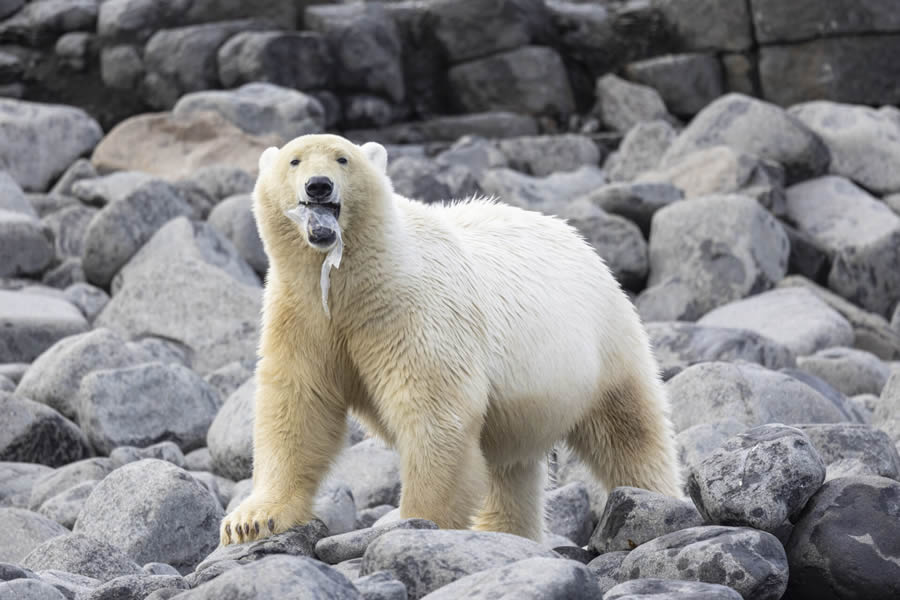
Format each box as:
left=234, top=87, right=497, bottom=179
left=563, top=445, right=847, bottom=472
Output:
left=285, top=205, right=343, bottom=319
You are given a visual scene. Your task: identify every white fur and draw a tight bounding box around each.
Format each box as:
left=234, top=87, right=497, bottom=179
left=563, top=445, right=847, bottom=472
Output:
left=221, top=135, right=681, bottom=545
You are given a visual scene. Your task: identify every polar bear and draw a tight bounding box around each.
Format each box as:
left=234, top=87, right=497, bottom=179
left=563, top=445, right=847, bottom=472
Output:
left=221, top=134, right=680, bottom=545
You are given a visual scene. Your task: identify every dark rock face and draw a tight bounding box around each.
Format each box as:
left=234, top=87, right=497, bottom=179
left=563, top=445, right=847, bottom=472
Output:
left=687, top=424, right=826, bottom=532
left=0, top=392, right=90, bottom=467
left=590, top=486, right=703, bottom=553
left=786, top=476, right=900, bottom=599
left=619, top=526, right=789, bottom=600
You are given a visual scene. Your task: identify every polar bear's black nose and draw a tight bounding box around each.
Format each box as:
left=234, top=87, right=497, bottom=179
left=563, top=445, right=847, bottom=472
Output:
left=305, top=176, right=333, bottom=200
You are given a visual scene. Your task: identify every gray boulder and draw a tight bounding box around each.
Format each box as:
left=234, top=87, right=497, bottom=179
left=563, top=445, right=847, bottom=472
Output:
left=0, top=171, right=33, bottom=216
left=0, top=289, right=89, bottom=363
left=16, top=328, right=154, bottom=420
left=0, top=210, right=54, bottom=277
left=174, top=165, right=254, bottom=220
left=70, top=172, right=154, bottom=207
left=80, top=574, right=188, bottom=600
left=624, top=53, right=724, bottom=117
left=797, top=347, right=890, bottom=397
left=619, top=526, right=788, bottom=600
left=387, top=157, right=480, bottom=204
left=589, top=486, right=703, bottom=553
left=448, top=46, right=575, bottom=117
left=217, top=30, right=332, bottom=90
left=786, top=175, right=900, bottom=317
left=36, top=479, right=96, bottom=529
left=0, top=580, right=67, bottom=600
left=638, top=145, right=786, bottom=212
left=420, top=557, right=602, bottom=600
left=195, top=520, right=328, bottom=574
left=142, top=20, right=265, bottom=110
left=315, top=519, right=437, bottom=565
left=654, top=0, right=753, bottom=52
left=688, top=425, right=826, bottom=532
left=109, top=441, right=186, bottom=469
left=434, top=135, right=508, bottom=178
left=0, top=392, right=90, bottom=467
left=545, top=481, right=592, bottom=546
left=0, top=507, right=68, bottom=563
left=790, top=101, right=900, bottom=195
left=206, top=377, right=254, bottom=481
left=0, top=462, right=52, bottom=508
left=786, top=476, right=900, bottom=599
left=605, top=578, right=742, bottom=600
left=22, top=532, right=142, bottom=582
left=77, top=362, right=220, bottom=454
left=495, top=135, right=600, bottom=177
left=0, top=0, right=96, bottom=45
left=575, top=182, right=682, bottom=236
left=82, top=180, right=193, bottom=288
left=0, top=98, right=102, bottom=191
left=751, top=0, right=900, bottom=44
left=638, top=194, right=789, bottom=321
left=42, top=204, right=97, bottom=259
left=203, top=361, right=252, bottom=406
left=173, top=83, right=325, bottom=142
left=605, top=120, right=676, bottom=183
left=424, top=0, right=532, bottom=63
left=36, top=571, right=100, bottom=599
left=327, top=438, right=402, bottom=509
left=64, top=282, right=109, bottom=322
left=96, top=217, right=261, bottom=374
left=360, top=529, right=559, bottom=599
left=207, top=194, right=267, bottom=275
left=353, top=571, right=406, bottom=600
left=593, top=74, right=671, bottom=134
left=759, top=36, right=900, bottom=107
left=778, top=275, right=900, bottom=361
left=676, top=420, right=749, bottom=475
left=49, top=158, right=95, bottom=197
left=797, top=423, right=900, bottom=482
left=646, top=322, right=795, bottom=380
left=177, top=555, right=361, bottom=600
left=27, top=457, right=114, bottom=511
left=661, top=93, right=829, bottom=182
left=306, top=3, right=404, bottom=103
left=478, top=166, right=606, bottom=212
left=698, top=287, right=854, bottom=356
left=74, top=459, right=223, bottom=573
left=666, top=362, right=854, bottom=433
left=560, top=201, right=648, bottom=290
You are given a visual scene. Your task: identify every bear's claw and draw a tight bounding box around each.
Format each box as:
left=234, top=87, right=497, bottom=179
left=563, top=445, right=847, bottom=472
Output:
left=220, top=496, right=311, bottom=546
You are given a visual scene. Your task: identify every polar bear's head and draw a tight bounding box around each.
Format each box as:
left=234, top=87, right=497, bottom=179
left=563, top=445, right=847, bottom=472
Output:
left=254, top=134, right=389, bottom=254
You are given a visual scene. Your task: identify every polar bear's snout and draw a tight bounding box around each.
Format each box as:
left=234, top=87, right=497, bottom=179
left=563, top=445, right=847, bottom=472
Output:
left=305, top=176, right=334, bottom=201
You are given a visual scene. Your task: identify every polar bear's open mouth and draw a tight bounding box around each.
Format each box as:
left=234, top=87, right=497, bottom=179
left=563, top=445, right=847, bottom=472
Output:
left=288, top=201, right=342, bottom=251
left=285, top=202, right=344, bottom=319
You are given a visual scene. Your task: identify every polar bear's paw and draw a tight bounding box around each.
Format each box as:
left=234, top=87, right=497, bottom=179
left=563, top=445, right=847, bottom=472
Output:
left=220, top=495, right=310, bottom=545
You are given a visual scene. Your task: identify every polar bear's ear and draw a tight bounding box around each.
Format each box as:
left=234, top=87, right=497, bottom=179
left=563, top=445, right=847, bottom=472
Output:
left=360, top=142, right=387, bottom=173
left=258, top=146, right=279, bottom=173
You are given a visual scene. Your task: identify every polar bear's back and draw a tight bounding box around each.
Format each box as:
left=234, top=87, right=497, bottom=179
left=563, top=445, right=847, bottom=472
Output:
left=412, top=197, right=652, bottom=457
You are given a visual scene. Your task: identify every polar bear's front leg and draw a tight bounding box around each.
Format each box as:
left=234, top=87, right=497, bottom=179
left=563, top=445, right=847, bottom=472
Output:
left=221, top=362, right=347, bottom=545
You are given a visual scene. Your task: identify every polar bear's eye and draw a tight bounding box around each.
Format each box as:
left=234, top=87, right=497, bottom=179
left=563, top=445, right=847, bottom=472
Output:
left=290, top=159, right=300, bottom=166
left=337, top=157, right=348, bottom=165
